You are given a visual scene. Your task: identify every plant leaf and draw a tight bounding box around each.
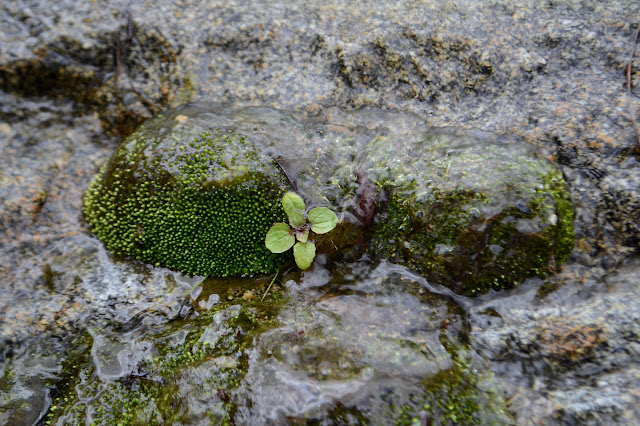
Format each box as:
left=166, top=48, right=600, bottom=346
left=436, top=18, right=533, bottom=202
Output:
left=293, top=241, right=316, bottom=270
left=282, top=192, right=306, bottom=226
left=287, top=210, right=306, bottom=227
left=265, top=223, right=295, bottom=253
left=308, top=207, right=339, bottom=234
left=295, top=228, right=310, bottom=243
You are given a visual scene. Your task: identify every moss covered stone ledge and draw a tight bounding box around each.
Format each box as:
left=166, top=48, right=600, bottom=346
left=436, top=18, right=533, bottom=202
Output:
left=369, top=131, right=575, bottom=296
left=83, top=107, right=293, bottom=277
left=84, top=105, right=575, bottom=296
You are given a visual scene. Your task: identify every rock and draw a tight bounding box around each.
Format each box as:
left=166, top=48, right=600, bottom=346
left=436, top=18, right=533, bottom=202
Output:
left=44, top=292, right=264, bottom=425
left=233, top=263, right=509, bottom=424
left=43, top=262, right=509, bottom=425
left=85, top=104, right=573, bottom=292
left=1, top=0, right=639, bottom=424
left=370, top=132, right=575, bottom=295
left=83, top=106, right=293, bottom=277
left=469, top=257, right=640, bottom=424
left=0, top=0, right=193, bottom=135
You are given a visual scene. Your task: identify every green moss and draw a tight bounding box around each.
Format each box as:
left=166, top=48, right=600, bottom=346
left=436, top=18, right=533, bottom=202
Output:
left=379, top=354, right=505, bottom=426
left=371, top=144, right=575, bottom=295
left=43, top=334, right=95, bottom=426
left=418, top=359, right=482, bottom=424
left=84, top=125, right=293, bottom=276
left=382, top=338, right=507, bottom=426
left=44, top=280, right=290, bottom=425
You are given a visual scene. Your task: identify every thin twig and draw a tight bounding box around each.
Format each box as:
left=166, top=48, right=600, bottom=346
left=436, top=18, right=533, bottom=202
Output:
left=261, top=270, right=279, bottom=302
left=115, top=7, right=163, bottom=115
left=128, top=80, right=163, bottom=112
left=627, top=20, right=640, bottom=157
left=115, top=32, right=122, bottom=106
left=550, top=246, right=559, bottom=290
left=183, top=276, right=208, bottom=302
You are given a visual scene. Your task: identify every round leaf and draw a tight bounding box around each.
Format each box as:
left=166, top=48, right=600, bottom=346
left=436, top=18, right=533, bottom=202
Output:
left=288, top=210, right=306, bottom=227
left=293, top=241, right=316, bottom=270
left=308, top=207, right=338, bottom=234
left=265, top=223, right=295, bottom=253
left=282, top=192, right=306, bottom=226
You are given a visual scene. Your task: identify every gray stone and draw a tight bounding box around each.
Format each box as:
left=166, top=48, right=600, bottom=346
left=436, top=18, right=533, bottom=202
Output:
left=1, top=0, right=639, bottom=424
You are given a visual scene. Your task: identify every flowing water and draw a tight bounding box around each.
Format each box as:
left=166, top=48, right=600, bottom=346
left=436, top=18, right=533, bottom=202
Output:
left=2, top=100, right=638, bottom=425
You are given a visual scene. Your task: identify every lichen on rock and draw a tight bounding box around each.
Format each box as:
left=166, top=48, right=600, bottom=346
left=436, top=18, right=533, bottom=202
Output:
left=83, top=108, right=293, bottom=277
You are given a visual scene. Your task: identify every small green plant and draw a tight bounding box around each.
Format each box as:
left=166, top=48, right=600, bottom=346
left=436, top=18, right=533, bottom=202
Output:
left=265, top=192, right=339, bottom=270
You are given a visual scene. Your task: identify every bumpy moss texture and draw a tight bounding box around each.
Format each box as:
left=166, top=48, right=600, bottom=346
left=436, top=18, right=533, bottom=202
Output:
left=371, top=134, right=575, bottom=295
left=84, top=112, right=292, bottom=276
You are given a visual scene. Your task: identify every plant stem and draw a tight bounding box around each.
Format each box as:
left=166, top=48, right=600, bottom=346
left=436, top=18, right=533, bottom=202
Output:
left=261, top=270, right=279, bottom=302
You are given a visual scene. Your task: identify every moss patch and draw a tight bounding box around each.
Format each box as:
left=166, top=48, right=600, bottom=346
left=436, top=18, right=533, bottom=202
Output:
left=44, top=278, right=289, bottom=425
left=371, top=140, right=575, bottom=295
left=84, top=117, right=293, bottom=276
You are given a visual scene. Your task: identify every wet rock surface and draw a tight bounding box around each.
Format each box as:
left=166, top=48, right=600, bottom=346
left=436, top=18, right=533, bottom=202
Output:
left=84, top=108, right=293, bottom=277
left=367, top=132, right=575, bottom=295
left=1, top=0, right=639, bottom=424
left=469, top=257, right=640, bottom=424
left=40, top=263, right=509, bottom=425
left=233, top=263, right=508, bottom=424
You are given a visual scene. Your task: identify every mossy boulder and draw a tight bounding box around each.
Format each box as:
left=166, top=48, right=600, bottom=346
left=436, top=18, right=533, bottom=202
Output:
left=370, top=132, right=575, bottom=295
left=83, top=104, right=574, bottom=293
left=83, top=109, right=293, bottom=276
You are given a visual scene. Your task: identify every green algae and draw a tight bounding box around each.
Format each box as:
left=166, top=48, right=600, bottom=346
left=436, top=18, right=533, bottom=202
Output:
left=83, top=113, right=293, bottom=277
left=229, top=262, right=511, bottom=424
left=385, top=355, right=506, bottom=425
left=43, top=278, right=289, bottom=426
left=322, top=343, right=510, bottom=426
left=39, top=253, right=512, bottom=425
left=370, top=136, right=575, bottom=295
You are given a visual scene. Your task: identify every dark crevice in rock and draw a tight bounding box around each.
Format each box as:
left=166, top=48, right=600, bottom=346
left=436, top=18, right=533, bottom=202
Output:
left=0, top=22, right=187, bottom=137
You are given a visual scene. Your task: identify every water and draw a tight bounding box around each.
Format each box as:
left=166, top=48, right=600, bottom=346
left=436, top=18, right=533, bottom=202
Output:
left=0, top=101, right=638, bottom=424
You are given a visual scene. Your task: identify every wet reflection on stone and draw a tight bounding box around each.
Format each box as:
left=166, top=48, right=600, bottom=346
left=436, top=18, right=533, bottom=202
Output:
left=234, top=261, right=507, bottom=423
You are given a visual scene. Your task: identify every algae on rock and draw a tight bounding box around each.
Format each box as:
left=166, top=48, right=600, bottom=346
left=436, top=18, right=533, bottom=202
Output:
left=370, top=132, right=575, bottom=295
left=84, top=104, right=574, bottom=295
left=43, top=277, right=289, bottom=426
left=232, top=262, right=510, bottom=424
left=83, top=108, right=293, bottom=277
left=42, top=263, right=509, bottom=425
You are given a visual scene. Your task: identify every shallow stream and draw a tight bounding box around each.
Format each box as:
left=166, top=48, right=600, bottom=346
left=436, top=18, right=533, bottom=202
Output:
left=1, top=101, right=638, bottom=425
left=1, top=0, right=640, bottom=423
